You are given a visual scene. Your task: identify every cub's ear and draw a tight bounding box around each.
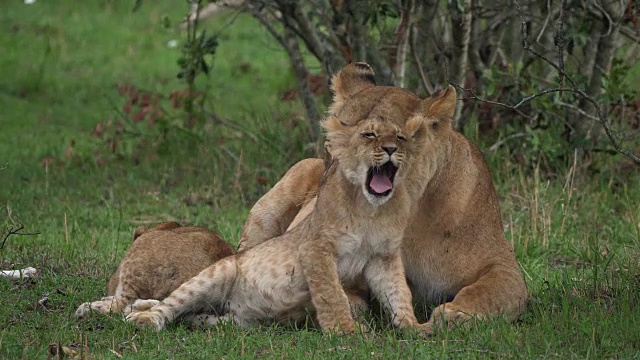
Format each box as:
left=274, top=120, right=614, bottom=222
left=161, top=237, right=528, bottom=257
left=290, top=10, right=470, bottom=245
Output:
left=418, top=85, right=457, bottom=127
left=133, top=226, right=147, bottom=241
left=154, top=221, right=182, bottom=231
left=331, top=62, right=376, bottom=102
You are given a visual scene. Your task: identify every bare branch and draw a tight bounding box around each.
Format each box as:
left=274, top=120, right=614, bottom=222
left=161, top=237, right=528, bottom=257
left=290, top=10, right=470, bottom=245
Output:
left=514, top=1, right=578, bottom=89
left=450, top=81, right=551, bottom=120
left=556, top=101, right=600, bottom=121
left=512, top=88, right=578, bottom=109
left=488, top=132, right=526, bottom=152
left=535, top=0, right=552, bottom=45
left=619, top=26, right=640, bottom=43
left=247, top=4, right=287, bottom=49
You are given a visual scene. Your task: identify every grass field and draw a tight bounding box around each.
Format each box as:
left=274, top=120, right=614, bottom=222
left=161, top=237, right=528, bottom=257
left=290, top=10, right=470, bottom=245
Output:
left=1, top=1, right=640, bottom=359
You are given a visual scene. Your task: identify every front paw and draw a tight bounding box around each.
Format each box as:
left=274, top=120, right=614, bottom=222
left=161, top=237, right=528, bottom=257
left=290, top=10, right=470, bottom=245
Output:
left=429, top=303, right=472, bottom=329
left=323, top=320, right=369, bottom=336
left=126, top=310, right=166, bottom=331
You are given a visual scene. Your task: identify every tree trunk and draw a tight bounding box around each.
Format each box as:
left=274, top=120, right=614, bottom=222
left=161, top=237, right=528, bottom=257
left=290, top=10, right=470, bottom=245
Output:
left=448, top=0, right=473, bottom=130
left=394, top=0, right=415, bottom=87
left=283, top=26, right=321, bottom=140
left=576, top=3, right=623, bottom=140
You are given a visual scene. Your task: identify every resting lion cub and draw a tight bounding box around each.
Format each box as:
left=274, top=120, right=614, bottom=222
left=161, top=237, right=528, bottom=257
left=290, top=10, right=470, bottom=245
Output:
left=125, top=94, right=451, bottom=334
left=75, top=222, right=234, bottom=318
left=239, top=63, right=528, bottom=331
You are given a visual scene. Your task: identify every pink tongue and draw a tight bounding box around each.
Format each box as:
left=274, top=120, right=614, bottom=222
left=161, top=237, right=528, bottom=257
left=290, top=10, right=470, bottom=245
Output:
left=369, top=173, right=393, bottom=193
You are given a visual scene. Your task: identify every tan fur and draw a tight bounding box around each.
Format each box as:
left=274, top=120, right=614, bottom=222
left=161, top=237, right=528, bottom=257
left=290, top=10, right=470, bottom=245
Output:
left=75, top=222, right=234, bottom=318
left=237, top=159, right=324, bottom=252
left=126, top=108, right=440, bottom=334
left=238, top=63, right=528, bottom=331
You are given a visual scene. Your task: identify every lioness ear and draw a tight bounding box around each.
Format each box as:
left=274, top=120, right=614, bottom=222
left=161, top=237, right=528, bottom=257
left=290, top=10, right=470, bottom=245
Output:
left=418, top=85, right=457, bottom=127
left=405, top=116, right=427, bottom=140
left=331, top=62, right=376, bottom=102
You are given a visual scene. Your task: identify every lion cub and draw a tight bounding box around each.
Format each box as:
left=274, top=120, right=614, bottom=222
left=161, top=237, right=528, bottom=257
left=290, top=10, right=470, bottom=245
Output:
left=125, top=98, right=446, bottom=334
left=75, top=222, right=234, bottom=318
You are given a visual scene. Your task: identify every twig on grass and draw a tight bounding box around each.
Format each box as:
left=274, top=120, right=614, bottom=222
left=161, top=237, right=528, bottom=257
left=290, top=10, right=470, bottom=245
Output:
left=1, top=206, right=40, bottom=250
left=0, top=224, right=41, bottom=250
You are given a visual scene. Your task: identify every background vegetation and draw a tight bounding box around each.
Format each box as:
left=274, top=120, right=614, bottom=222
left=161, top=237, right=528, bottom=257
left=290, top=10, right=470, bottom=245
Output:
left=0, top=1, right=639, bottom=359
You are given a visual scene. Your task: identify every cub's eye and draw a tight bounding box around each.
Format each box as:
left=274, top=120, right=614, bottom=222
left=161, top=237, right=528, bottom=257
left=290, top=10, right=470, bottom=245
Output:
left=396, top=134, right=407, bottom=141
left=361, top=131, right=377, bottom=139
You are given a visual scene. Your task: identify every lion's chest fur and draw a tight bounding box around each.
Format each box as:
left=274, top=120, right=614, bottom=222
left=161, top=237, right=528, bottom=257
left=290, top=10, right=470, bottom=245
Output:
left=317, top=171, right=412, bottom=284
left=334, top=220, right=403, bottom=285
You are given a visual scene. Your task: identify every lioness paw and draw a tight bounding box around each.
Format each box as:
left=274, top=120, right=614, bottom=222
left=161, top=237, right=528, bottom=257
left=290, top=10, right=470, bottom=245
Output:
left=412, top=322, right=435, bottom=337
left=429, top=303, right=473, bottom=330
left=126, top=310, right=166, bottom=331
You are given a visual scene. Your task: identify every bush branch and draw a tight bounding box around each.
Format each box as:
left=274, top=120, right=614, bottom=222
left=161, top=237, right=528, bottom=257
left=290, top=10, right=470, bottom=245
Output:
left=507, top=0, right=640, bottom=165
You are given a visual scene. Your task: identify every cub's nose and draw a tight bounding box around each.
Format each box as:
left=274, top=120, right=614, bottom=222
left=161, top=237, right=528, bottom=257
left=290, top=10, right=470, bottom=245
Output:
left=382, top=146, right=397, bottom=155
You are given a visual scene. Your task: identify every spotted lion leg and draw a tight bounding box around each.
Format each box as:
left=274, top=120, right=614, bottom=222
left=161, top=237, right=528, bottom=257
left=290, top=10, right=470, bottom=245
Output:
left=126, top=257, right=238, bottom=331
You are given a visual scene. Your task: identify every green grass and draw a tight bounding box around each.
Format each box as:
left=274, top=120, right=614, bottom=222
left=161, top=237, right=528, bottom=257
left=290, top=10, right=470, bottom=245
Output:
left=1, top=1, right=640, bottom=359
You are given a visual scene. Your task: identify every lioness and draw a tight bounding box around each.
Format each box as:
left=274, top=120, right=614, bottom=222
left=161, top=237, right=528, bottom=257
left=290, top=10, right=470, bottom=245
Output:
left=239, top=63, right=528, bottom=330
left=125, top=92, right=452, bottom=334
left=75, top=222, right=234, bottom=317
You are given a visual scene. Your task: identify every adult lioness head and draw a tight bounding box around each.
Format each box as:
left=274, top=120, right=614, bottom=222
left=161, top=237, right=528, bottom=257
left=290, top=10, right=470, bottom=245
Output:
left=323, top=62, right=457, bottom=205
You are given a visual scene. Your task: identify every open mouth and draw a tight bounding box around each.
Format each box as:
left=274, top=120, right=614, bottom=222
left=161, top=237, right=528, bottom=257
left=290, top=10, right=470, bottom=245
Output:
left=366, top=161, right=398, bottom=196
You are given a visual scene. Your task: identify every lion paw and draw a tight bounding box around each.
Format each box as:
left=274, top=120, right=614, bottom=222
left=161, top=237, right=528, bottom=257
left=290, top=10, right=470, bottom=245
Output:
left=74, top=302, right=93, bottom=318
left=75, top=297, right=119, bottom=318
left=126, top=310, right=166, bottom=331
left=324, top=321, right=369, bottom=336
left=123, top=299, right=161, bottom=316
